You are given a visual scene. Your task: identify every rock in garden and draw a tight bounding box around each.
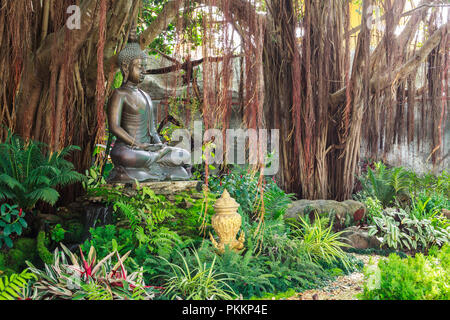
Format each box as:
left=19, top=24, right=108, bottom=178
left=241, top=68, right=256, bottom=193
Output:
left=284, top=199, right=366, bottom=230
left=340, top=226, right=382, bottom=250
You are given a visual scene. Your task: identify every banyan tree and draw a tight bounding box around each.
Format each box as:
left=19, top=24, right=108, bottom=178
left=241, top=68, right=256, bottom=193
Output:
left=0, top=0, right=448, bottom=202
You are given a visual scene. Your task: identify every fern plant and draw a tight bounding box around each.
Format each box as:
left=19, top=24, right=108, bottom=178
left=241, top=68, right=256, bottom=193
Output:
left=359, top=162, right=411, bottom=207
left=0, top=132, right=85, bottom=211
left=0, top=269, right=37, bottom=300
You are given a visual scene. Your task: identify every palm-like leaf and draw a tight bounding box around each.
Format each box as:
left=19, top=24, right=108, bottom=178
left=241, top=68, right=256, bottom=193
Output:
left=0, top=132, right=84, bottom=210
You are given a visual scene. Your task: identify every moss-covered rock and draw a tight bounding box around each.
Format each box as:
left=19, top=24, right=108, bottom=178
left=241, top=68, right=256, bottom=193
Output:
left=37, top=231, right=54, bottom=265
left=0, top=238, right=37, bottom=273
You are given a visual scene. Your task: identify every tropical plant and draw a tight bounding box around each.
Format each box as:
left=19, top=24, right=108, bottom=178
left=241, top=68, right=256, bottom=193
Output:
left=26, top=244, right=157, bottom=300
left=0, top=268, right=37, bottom=300
left=291, top=214, right=351, bottom=268
left=50, top=224, right=66, bottom=242
left=363, top=196, right=383, bottom=224
left=0, top=133, right=85, bottom=211
left=358, top=162, right=411, bottom=207
left=368, top=208, right=450, bottom=252
left=209, top=165, right=295, bottom=221
left=0, top=204, right=27, bottom=248
left=159, top=249, right=237, bottom=300
left=410, top=192, right=449, bottom=220
left=253, top=181, right=296, bottom=220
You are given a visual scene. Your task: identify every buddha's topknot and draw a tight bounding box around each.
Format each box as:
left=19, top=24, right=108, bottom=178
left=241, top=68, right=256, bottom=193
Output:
left=117, top=21, right=147, bottom=68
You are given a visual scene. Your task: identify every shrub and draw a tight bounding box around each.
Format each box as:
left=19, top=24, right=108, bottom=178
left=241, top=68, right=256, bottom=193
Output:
left=368, top=208, right=449, bottom=252
left=208, top=165, right=295, bottom=219
left=358, top=162, right=411, bottom=207
left=360, top=244, right=450, bottom=300
left=0, top=203, right=27, bottom=249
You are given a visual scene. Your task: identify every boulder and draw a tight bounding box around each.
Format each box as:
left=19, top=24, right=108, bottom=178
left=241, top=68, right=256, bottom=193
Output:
left=442, top=209, right=450, bottom=220
left=284, top=199, right=366, bottom=230
left=340, top=226, right=382, bottom=249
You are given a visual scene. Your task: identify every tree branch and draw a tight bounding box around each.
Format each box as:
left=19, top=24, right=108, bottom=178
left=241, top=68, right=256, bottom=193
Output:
left=36, top=0, right=101, bottom=72
left=330, top=22, right=448, bottom=106
left=139, top=0, right=180, bottom=49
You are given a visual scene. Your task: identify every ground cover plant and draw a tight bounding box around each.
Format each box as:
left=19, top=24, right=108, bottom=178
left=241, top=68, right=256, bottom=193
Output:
left=360, top=244, right=450, bottom=300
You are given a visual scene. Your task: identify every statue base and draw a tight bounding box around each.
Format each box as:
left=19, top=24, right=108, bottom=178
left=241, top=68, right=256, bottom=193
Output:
left=82, top=180, right=204, bottom=204
left=107, top=165, right=191, bottom=184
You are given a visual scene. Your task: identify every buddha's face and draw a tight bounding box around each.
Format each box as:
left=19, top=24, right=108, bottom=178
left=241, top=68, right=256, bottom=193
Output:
left=127, top=58, right=146, bottom=84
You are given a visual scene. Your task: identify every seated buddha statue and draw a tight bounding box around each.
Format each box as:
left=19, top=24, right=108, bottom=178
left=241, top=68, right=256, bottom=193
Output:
left=106, top=29, right=191, bottom=183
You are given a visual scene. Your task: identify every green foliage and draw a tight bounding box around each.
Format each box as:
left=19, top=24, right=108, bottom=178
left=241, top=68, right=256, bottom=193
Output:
left=208, top=165, right=295, bottom=219
left=363, top=196, right=383, bottom=224
left=344, top=247, right=408, bottom=258
left=88, top=184, right=217, bottom=255
left=81, top=225, right=135, bottom=261
left=0, top=268, right=37, bottom=300
left=0, top=132, right=85, bottom=211
left=360, top=244, right=450, bottom=300
left=358, top=162, right=411, bottom=207
left=50, top=224, right=66, bottom=242
left=368, top=208, right=450, bottom=252
left=0, top=238, right=36, bottom=273
left=0, top=203, right=27, bottom=249
left=250, top=288, right=297, bottom=300
left=409, top=170, right=450, bottom=199
left=144, top=225, right=361, bottom=300
left=82, top=165, right=107, bottom=190
left=139, top=0, right=204, bottom=55
left=160, top=249, right=237, bottom=300
left=36, top=231, right=54, bottom=265
left=290, top=214, right=351, bottom=268
left=410, top=192, right=449, bottom=220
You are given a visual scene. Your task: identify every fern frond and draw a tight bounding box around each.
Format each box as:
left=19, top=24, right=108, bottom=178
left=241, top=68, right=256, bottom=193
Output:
left=0, top=269, right=37, bottom=300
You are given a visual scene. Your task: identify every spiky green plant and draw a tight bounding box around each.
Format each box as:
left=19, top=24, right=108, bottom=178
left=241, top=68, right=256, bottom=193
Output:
left=291, top=214, right=351, bottom=268
left=160, top=249, right=237, bottom=300
left=0, top=132, right=85, bottom=211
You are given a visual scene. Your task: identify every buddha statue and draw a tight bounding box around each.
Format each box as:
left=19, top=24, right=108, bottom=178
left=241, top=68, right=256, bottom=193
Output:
left=107, top=27, right=191, bottom=183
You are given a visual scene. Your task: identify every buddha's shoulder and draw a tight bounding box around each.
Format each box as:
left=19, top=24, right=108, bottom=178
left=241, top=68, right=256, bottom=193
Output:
left=111, top=87, right=131, bottom=96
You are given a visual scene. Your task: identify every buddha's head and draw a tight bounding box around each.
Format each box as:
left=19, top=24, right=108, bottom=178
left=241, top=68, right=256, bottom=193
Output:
left=117, top=29, right=148, bottom=85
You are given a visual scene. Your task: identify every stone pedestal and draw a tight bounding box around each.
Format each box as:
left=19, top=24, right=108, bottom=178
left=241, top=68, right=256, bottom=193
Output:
left=82, top=181, right=204, bottom=203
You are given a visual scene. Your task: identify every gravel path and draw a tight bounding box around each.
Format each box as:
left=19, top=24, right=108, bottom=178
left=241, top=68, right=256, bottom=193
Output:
left=287, top=254, right=385, bottom=300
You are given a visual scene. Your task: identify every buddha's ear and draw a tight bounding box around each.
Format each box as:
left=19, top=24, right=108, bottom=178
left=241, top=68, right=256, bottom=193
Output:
left=121, top=62, right=129, bottom=83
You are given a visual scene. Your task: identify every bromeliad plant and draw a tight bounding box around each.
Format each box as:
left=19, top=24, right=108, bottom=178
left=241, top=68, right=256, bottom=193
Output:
left=0, top=132, right=85, bottom=211
left=26, top=244, right=158, bottom=300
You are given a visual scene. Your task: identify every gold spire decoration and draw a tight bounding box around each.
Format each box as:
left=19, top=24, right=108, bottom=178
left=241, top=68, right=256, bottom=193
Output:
left=209, top=190, right=245, bottom=254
